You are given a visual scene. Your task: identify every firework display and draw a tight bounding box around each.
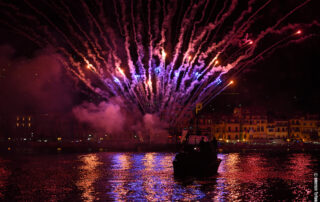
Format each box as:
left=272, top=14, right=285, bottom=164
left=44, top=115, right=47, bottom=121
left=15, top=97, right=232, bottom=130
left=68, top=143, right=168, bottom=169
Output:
left=0, top=0, right=317, bottom=127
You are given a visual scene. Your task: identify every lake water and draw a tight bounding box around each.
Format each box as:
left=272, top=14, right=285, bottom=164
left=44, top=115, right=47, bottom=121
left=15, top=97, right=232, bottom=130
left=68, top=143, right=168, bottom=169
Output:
left=0, top=152, right=318, bottom=201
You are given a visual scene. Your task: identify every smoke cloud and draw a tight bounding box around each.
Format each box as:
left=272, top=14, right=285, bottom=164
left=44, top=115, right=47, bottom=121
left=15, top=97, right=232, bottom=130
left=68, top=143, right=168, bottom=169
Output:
left=72, top=98, right=127, bottom=135
left=73, top=98, right=170, bottom=143
left=0, top=45, right=76, bottom=114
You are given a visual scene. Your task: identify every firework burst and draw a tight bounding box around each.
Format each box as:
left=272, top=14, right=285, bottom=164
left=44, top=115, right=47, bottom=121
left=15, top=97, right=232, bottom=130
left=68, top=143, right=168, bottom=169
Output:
left=0, top=0, right=318, bottom=127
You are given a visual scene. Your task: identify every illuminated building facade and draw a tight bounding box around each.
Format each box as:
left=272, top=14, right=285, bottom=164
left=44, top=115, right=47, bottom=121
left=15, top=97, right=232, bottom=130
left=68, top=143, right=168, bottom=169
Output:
left=183, top=107, right=320, bottom=142
left=267, top=120, right=288, bottom=139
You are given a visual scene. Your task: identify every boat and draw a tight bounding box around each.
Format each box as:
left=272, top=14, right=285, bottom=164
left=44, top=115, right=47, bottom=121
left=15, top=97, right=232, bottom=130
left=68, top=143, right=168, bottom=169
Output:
left=173, top=142, right=221, bottom=177
left=173, top=103, right=221, bottom=177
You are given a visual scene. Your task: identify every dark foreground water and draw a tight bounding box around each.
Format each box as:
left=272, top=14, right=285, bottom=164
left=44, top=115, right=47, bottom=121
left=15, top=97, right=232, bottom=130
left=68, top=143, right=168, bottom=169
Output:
left=0, top=152, right=319, bottom=201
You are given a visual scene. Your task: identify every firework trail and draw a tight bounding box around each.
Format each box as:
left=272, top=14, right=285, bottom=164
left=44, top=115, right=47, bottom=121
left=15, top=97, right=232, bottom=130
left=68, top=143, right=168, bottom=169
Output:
left=0, top=0, right=318, bottom=128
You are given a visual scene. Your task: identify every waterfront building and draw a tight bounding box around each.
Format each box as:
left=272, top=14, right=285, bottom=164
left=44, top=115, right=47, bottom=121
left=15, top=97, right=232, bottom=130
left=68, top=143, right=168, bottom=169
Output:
left=191, top=107, right=320, bottom=143
left=223, top=117, right=241, bottom=141
left=288, top=117, right=302, bottom=140
left=300, top=117, right=318, bottom=141
left=267, top=120, right=288, bottom=139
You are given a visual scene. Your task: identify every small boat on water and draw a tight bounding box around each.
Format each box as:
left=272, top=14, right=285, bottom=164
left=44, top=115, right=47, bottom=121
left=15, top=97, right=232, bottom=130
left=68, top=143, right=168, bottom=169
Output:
left=173, top=105, right=221, bottom=177
left=173, top=149, right=221, bottom=177
left=173, top=136, right=221, bottom=177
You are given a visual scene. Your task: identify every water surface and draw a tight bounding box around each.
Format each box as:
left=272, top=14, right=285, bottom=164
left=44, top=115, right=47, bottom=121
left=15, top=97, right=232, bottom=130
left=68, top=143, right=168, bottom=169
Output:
left=0, top=152, right=318, bottom=201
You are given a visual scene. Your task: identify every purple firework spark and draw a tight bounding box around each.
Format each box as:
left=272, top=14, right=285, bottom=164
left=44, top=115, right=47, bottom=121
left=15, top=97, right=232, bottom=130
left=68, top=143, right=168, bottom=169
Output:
left=0, top=0, right=318, bottom=127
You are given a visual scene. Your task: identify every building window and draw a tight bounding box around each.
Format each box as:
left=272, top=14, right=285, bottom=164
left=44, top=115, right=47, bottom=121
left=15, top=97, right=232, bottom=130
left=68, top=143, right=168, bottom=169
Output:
left=261, top=126, right=264, bottom=132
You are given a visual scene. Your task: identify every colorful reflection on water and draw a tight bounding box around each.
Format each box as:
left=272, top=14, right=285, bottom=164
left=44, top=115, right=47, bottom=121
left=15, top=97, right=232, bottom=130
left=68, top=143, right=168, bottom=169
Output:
left=76, top=154, right=102, bottom=201
left=0, top=152, right=318, bottom=201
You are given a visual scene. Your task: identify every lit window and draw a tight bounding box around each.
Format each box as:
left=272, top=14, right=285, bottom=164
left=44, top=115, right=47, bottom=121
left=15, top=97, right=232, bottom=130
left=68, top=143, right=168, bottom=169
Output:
left=28, top=123, right=31, bottom=127
left=22, top=117, right=25, bottom=121
left=16, top=123, right=19, bottom=127
left=17, top=117, right=19, bottom=121
left=28, top=117, right=31, bottom=121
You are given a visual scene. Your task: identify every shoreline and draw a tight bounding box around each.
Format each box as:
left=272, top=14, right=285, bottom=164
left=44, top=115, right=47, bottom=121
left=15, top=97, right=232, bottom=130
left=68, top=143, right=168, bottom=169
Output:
left=1, top=142, right=320, bottom=154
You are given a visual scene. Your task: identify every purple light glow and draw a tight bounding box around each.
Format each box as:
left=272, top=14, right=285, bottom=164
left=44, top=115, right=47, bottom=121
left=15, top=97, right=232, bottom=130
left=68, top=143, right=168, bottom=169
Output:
left=1, top=0, right=317, bottom=129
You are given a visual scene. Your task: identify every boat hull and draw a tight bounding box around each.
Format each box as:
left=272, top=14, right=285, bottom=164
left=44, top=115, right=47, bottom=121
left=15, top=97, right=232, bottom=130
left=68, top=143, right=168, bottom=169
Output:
left=173, top=152, right=221, bottom=177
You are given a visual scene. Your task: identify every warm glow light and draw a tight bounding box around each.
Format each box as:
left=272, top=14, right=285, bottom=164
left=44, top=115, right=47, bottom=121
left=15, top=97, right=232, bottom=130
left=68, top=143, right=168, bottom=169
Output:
left=229, top=80, right=234, bottom=85
left=248, top=40, right=253, bottom=45
left=77, top=154, right=100, bottom=201
left=118, top=68, right=125, bottom=76
left=214, top=60, right=219, bottom=65
left=295, top=30, right=302, bottom=35
left=188, top=56, right=192, bottom=61
left=57, top=137, right=62, bottom=141
left=162, top=51, right=166, bottom=58
left=86, top=63, right=96, bottom=71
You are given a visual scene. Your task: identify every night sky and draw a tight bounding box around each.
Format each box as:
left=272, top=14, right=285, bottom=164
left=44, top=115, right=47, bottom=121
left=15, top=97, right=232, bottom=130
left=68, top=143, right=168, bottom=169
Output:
left=0, top=0, right=319, bottom=118
left=212, top=35, right=320, bottom=115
